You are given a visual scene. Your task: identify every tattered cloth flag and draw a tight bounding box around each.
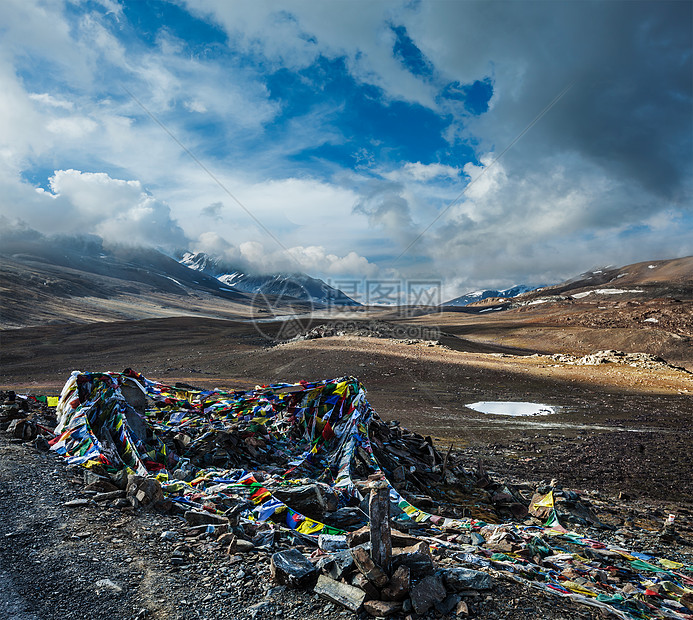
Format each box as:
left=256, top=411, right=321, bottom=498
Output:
left=532, top=490, right=567, bottom=532
left=47, top=370, right=693, bottom=620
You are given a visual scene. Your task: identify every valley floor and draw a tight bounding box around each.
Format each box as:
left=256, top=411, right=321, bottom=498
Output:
left=1, top=317, right=692, bottom=618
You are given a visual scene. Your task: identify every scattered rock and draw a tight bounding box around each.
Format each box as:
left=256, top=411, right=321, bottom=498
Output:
left=63, top=498, right=91, bottom=508
left=94, top=578, right=123, bottom=593
left=456, top=599, right=470, bottom=616
left=183, top=510, right=228, bottom=526
left=93, top=490, right=126, bottom=502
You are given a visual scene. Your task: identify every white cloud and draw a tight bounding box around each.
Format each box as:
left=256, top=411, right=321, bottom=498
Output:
left=421, top=152, right=689, bottom=291
left=184, top=99, right=208, bottom=114
left=0, top=0, right=689, bottom=295
left=28, top=93, right=74, bottom=110
left=193, top=234, right=380, bottom=279
left=402, top=162, right=460, bottom=182
left=25, top=169, right=188, bottom=250
left=46, top=116, right=98, bottom=139
left=181, top=0, right=438, bottom=108
left=92, top=0, right=124, bottom=22
left=384, top=161, right=460, bottom=183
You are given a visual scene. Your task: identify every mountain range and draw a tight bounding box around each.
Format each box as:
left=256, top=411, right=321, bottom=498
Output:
left=1, top=229, right=690, bottom=368
left=442, top=284, right=538, bottom=307
left=179, top=252, right=359, bottom=306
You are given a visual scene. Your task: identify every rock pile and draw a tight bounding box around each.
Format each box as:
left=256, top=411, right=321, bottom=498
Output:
left=547, top=349, right=690, bottom=371
left=270, top=519, right=495, bottom=617
left=0, top=390, right=40, bottom=441
left=289, top=321, right=441, bottom=346
left=3, top=375, right=693, bottom=620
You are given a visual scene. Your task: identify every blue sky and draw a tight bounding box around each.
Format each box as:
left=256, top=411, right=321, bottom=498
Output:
left=1, top=0, right=691, bottom=299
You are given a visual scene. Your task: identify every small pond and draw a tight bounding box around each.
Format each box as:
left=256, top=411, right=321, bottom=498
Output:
left=465, top=401, right=556, bottom=417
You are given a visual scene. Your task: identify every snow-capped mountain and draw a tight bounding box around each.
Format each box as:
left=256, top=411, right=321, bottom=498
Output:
left=179, top=252, right=360, bottom=306
left=442, top=284, right=538, bottom=307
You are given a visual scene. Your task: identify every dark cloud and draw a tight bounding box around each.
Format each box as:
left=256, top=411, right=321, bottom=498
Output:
left=201, top=201, right=224, bottom=220
left=353, top=181, right=417, bottom=246
left=410, top=1, right=692, bottom=201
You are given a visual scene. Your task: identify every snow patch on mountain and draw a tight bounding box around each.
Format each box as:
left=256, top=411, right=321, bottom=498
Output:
left=443, top=284, right=538, bottom=307
left=179, top=252, right=360, bottom=306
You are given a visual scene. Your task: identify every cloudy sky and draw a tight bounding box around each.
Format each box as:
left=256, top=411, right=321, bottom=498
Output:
left=1, top=0, right=691, bottom=299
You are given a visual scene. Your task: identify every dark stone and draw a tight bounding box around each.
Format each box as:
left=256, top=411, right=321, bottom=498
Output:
left=317, top=549, right=355, bottom=581
left=346, top=525, right=370, bottom=548
left=390, top=541, right=433, bottom=577
left=34, top=435, right=50, bottom=452
left=441, top=567, right=494, bottom=591
left=270, top=549, right=318, bottom=588
left=7, top=418, right=37, bottom=441
left=351, top=546, right=388, bottom=587
left=126, top=475, right=163, bottom=507
left=323, top=506, right=367, bottom=529
left=363, top=600, right=402, bottom=617
left=381, top=565, right=410, bottom=601
left=93, top=490, right=126, bottom=502
left=410, top=573, right=446, bottom=615
left=350, top=573, right=380, bottom=600
left=183, top=510, right=229, bottom=526
left=273, top=483, right=335, bottom=521
left=435, top=593, right=461, bottom=615
left=314, top=574, right=365, bottom=612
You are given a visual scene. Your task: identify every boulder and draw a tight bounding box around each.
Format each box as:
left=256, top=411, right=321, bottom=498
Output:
left=183, top=510, right=229, bottom=526
left=381, top=565, right=410, bottom=601
left=273, top=483, right=337, bottom=521
left=317, top=549, right=355, bottom=581
left=390, top=541, right=433, bottom=577
left=125, top=475, right=163, bottom=507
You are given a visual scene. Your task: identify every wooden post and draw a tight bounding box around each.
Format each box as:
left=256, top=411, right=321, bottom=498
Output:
left=369, top=480, right=392, bottom=573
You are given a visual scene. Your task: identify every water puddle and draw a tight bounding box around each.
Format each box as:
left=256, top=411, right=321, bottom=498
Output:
left=466, top=401, right=555, bottom=417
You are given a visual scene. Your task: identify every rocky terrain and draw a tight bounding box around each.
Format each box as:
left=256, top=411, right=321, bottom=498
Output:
left=0, top=430, right=628, bottom=620
left=1, top=379, right=691, bottom=620
left=1, top=252, right=692, bottom=619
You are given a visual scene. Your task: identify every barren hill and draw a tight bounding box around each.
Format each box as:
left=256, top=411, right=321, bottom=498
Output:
left=421, top=256, right=693, bottom=369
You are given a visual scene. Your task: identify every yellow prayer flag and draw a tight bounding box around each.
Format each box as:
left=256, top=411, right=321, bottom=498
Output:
left=563, top=581, right=598, bottom=597
left=533, top=491, right=554, bottom=509
left=659, top=559, right=684, bottom=569
left=297, top=519, right=324, bottom=535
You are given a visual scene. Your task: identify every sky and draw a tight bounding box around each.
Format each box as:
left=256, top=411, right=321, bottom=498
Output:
left=1, top=0, right=691, bottom=301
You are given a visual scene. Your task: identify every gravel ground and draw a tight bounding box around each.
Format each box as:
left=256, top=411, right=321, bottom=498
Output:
left=2, top=427, right=691, bottom=620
